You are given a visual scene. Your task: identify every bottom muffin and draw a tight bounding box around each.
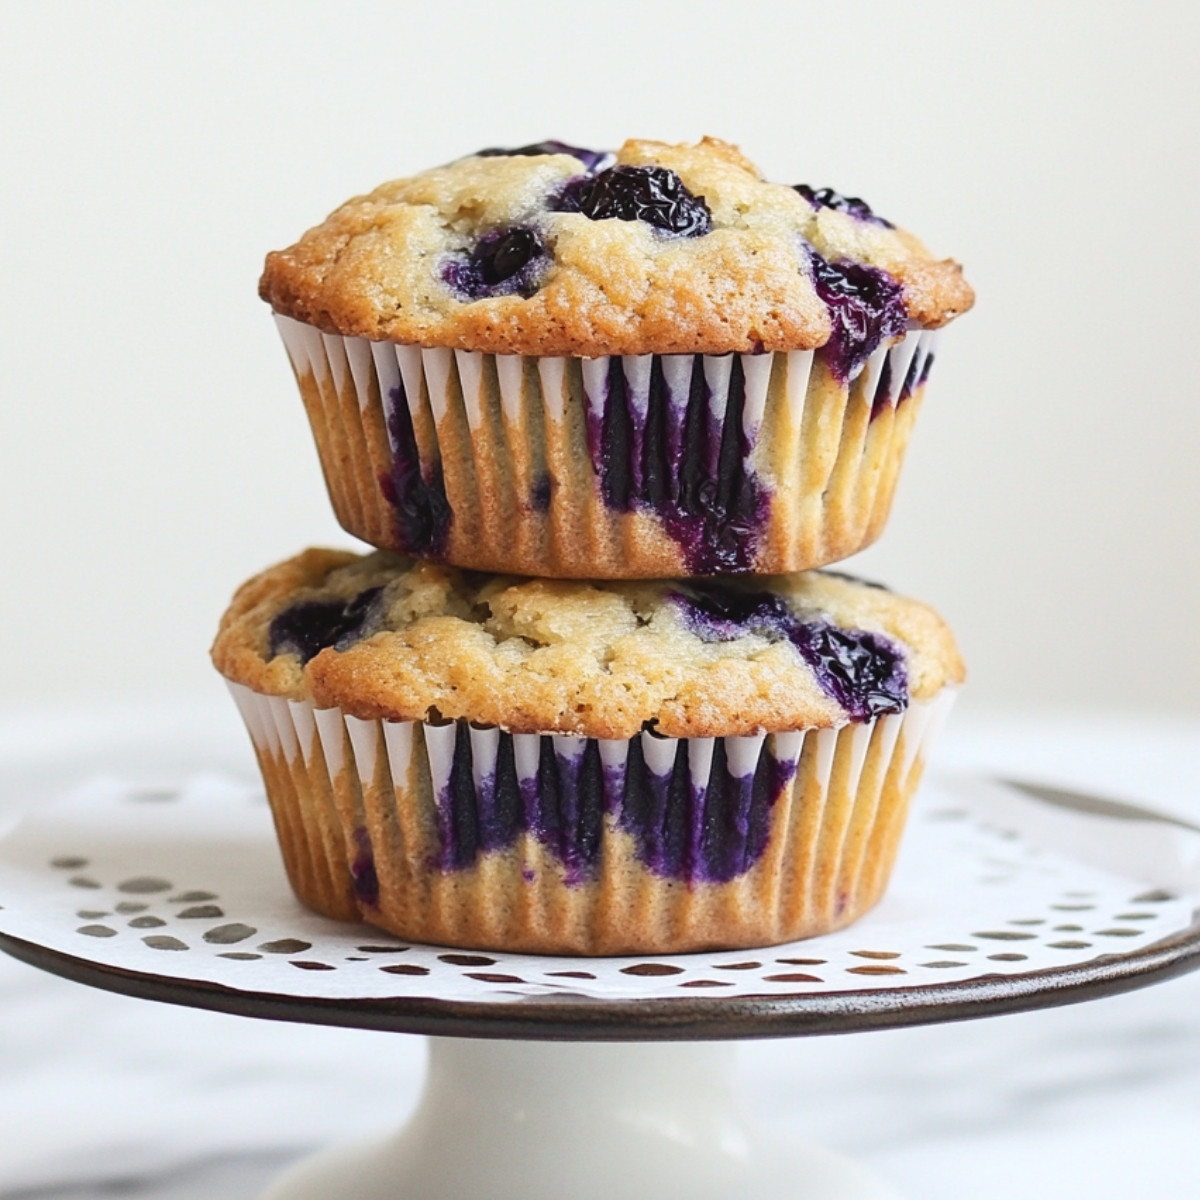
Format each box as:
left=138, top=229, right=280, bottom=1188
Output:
left=212, top=550, right=963, bottom=954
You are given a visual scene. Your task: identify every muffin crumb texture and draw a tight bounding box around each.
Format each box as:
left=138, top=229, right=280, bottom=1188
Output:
left=261, top=137, right=974, bottom=357
left=212, top=549, right=964, bottom=739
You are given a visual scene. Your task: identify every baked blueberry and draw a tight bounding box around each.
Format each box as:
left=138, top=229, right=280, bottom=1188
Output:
left=555, top=165, right=712, bottom=237
left=787, top=620, right=908, bottom=721
left=442, top=226, right=547, bottom=300
left=673, top=582, right=908, bottom=721
left=806, top=249, right=907, bottom=382
left=268, top=586, right=384, bottom=664
left=794, top=184, right=894, bottom=229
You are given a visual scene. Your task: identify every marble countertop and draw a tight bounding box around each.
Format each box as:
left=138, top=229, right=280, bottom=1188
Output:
left=1, top=702, right=1198, bottom=1199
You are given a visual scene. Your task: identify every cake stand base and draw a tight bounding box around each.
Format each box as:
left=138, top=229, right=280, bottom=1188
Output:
left=262, top=1038, right=895, bottom=1200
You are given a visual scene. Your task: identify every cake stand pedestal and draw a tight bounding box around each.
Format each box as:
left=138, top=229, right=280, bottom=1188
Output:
left=2, top=772, right=1199, bottom=1199
left=262, top=1038, right=890, bottom=1200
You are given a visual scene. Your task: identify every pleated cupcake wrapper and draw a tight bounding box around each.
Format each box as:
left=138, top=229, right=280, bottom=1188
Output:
left=224, top=679, right=955, bottom=954
left=273, top=313, right=940, bottom=577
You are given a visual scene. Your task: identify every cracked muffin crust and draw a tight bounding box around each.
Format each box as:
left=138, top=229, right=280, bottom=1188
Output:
left=212, top=548, right=964, bottom=739
left=261, top=137, right=973, bottom=359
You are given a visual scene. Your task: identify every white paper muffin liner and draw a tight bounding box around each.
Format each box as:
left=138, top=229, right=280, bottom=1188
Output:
left=223, top=678, right=955, bottom=954
left=273, top=314, right=941, bottom=578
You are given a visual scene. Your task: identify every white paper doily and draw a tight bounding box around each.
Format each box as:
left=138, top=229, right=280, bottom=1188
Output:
left=0, top=772, right=1196, bottom=1011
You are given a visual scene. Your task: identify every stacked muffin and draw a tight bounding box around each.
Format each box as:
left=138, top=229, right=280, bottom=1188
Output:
left=213, top=138, right=971, bottom=953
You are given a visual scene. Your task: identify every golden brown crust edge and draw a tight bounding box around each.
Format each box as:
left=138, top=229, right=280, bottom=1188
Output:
left=212, top=550, right=965, bottom=739
left=210, top=548, right=360, bottom=700
left=259, top=136, right=974, bottom=358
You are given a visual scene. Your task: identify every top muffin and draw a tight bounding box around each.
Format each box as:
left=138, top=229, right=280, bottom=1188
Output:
left=260, top=137, right=973, bottom=358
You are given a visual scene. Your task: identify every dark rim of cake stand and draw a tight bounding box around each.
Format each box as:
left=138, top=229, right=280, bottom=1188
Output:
left=3, top=917, right=1200, bottom=1042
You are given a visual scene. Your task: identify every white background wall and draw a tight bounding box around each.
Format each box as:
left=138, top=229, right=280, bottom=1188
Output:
left=2, top=1, right=1197, bottom=717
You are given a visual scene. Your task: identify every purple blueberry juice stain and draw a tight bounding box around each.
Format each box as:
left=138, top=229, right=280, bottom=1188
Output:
left=673, top=582, right=908, bottom=721
left=873, top=339, right=936, bottom=417
left=427, top=723, right=796, bottom=885
left=432, top=725, right=480, bottom=871
left=553, top=165, right=712, bottom=237
left=668, top=358, right=769, bottom=573
left=380, top=380, right=451, bottom=558
left=619, top=737, right=796, bottom=883
left=584, top=356, right=637, bottom=511
left=442, top=226, right=548, bottom=300
left=794, top=184, right=894, bottom=229
left=584, top=356, right=768, bottom=573
left=805, top=248, right=907, bottom=384
left=879, top=340, right=933, bottom=407
left=527, top=738, right=606, bottom=884
left=475, top=140, right=611, bottom=172
left=432, top=727, right=603, bottom=881
left=904, top=346, right=935, bottom=399
left=529, top=473, right=552, bottom=512
left=268, top=586, right=384, bottom=664
left=432, top=725, right=526, bottom=871
left=352, top=828, right=380, bottom=907
left=870, top=353, right=894, bottom=420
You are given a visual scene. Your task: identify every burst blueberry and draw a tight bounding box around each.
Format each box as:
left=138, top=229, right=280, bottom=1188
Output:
left=672, top=582, right=908, bottom=721
left=794, top=184, right=894, bottom=229
left=805, top=248, right=907, bottom=383
left=555, top=165, right=712, bottom=237
left=787, top=621, right=909, bottom=721
left=268, top=586, right=384, bottom=665
left=442, top=226, right=547, bottom=300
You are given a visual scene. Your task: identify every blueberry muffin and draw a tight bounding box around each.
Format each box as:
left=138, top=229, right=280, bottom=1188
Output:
left=261, top=137, right=973, bottom=577
left=212, top=548, right=964, bottom=954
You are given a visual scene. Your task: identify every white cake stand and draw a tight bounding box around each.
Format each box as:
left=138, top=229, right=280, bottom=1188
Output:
left=1, top=772, right=1199, bottom=1200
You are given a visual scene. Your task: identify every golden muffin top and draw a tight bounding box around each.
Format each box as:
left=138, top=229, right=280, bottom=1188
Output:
left=260, top=137, right=973, bottom=359
left=213, top=548, right=964, bottom=738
